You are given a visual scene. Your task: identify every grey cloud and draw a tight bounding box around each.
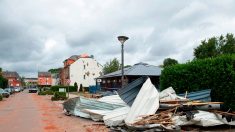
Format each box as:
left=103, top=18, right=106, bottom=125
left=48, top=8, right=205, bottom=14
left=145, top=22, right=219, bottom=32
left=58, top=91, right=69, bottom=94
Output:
left=0, top=0, right=235, bottom=77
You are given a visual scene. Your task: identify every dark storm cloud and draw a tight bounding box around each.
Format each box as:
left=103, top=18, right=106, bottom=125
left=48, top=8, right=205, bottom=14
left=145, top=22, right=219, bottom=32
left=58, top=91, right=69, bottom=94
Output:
left=0, top=0, right=235, bottom=77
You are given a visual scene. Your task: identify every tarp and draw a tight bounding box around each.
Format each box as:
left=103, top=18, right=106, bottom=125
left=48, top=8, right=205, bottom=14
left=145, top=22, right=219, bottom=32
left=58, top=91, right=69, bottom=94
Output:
left=125, top=78, right=160, bottom=124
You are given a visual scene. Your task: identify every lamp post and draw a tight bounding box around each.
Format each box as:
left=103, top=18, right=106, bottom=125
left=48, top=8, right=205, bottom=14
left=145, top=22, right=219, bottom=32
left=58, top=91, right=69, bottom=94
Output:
left=117, top=36, right=129, bottom=88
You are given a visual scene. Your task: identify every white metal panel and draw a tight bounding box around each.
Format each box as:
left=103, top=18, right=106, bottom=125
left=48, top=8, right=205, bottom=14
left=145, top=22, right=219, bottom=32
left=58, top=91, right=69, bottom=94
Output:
left=125, top=78, right=159, bottom=124
left=103, top=106, right=130, bottom=127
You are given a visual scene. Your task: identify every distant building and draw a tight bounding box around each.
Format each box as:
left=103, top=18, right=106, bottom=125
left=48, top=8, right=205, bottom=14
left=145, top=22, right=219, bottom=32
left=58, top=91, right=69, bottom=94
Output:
left=38, top=72, right=52, bottom=87
left=2, top=71, right=21, bottom=87
left=24, top=78, right=38, bottom=88
left=60, top=54, right=103, bottom=91
left=51, top=71, right=61, bottom=86
left=97, top=62, right=162, bottom=91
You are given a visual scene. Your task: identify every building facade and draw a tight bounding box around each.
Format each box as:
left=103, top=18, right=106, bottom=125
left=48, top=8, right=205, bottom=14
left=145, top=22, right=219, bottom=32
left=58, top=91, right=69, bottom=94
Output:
left=97, top=62, right=162, bottom=91
left=60, top=54, right=103, bottom=91
left=38, top=72, right=52, bottom=87
left=51, top=72, right=60, bottom=86
left=24, top=78, right=38, bottom=88
left=2, top=71, right=21, bottom=87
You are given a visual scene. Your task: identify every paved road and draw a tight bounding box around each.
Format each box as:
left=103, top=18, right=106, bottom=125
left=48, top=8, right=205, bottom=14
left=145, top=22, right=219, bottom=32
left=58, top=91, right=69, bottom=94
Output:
left=0, top=91, right=43, bottom=132
left=0, top=90, right=108, bottom=132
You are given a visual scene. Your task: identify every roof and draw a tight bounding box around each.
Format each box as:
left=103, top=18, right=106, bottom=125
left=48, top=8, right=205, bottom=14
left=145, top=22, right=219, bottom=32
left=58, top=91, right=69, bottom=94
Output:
left=118, top=77, right=147, bottom=106
left=178, top=89, right=211, bottom=102
left=38, top=72, right=51, bottom=77
left=2, top=71, right=20, bottom=78
left=64, top=54, right=93, bottom=62
left=98, top=62, right=162, bottom=79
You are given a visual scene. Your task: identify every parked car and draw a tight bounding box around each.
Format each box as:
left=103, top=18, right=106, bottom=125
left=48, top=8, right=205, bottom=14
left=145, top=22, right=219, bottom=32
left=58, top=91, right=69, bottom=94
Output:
left=29, top=87, right=38, bottom=93
left=14, top=87, right=21, bottom=92
left=0, top=88, right=10, bottom=98
left=19, top=87, right=24, bottom=92
left=4, top=88, right=14, bottom=94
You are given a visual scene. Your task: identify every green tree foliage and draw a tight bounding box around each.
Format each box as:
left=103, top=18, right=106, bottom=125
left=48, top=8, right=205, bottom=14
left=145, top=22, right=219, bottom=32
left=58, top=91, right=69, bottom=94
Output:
left=103, top=58, right=120, bottom=74
left=0, top=67, right=8, bottom=88
left=48, top=68, right=61, bottom=74
left=160, top=54, right=235, bottom=110
left=194, top=33, right=235, bottom=59
left=124, top=65, right=132, bottom=68
left=74, top=82, right=78, bottom=89
left=163, top=58, right=178, bottom=67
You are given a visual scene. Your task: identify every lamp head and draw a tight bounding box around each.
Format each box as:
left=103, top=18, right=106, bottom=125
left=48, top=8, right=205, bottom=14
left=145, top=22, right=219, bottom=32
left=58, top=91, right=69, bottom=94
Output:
left=118, top=36, right=129, bottom=44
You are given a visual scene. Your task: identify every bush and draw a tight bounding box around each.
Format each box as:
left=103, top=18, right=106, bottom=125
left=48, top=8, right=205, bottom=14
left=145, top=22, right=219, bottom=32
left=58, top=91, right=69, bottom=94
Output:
left=38, top=91, right=46, bottom=95
left=0, top=95, right=2, bottom=101
left=38, top=90, right=54, bottom=95
left=50, top=86, right=77, bottom=92
left=45, top=90, right=54, bottom=95
left=51, top=92, right=67, bottom=101
left=160, top=54, right=235, bottom=110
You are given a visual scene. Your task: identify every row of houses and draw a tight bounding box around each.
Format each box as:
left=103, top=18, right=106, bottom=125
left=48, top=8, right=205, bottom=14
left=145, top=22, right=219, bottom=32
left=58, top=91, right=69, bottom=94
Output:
left=37, top=54, right=103, bottom=90
left=37, top=55, right=163, bottom=91
left=2, top=55, right=163, bottom=91
left=2, top=71, right=21, bottom=87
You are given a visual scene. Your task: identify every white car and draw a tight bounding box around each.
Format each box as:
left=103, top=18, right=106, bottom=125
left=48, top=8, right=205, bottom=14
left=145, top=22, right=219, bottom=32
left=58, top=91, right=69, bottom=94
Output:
left=14, top=87, right=21, bottom=92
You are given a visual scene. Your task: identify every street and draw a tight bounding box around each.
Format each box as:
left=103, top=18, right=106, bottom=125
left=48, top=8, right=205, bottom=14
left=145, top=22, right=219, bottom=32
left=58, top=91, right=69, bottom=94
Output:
left=0, top=91, right=108, bottom=132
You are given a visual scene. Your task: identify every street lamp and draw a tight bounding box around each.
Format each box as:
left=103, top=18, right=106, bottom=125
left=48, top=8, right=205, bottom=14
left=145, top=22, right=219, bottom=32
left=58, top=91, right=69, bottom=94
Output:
left=117, top=36, right=129, bottom=88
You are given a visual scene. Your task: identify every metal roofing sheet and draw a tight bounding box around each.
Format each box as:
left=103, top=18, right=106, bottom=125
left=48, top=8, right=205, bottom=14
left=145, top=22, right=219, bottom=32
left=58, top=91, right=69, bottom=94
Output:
left=178, top=89, right=211, bottom=101
left=98, top=62, right=162, bottom=78
left=118, top=77, right=147, bottom=106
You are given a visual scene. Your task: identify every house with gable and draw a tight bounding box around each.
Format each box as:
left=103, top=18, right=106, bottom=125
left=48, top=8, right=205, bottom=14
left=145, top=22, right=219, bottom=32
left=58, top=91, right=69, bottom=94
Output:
left=60, top=54, right=103, bottom=91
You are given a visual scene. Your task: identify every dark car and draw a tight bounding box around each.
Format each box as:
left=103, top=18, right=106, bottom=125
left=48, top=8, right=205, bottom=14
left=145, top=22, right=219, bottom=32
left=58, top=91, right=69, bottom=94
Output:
left=0, top=88, right=10, bottom=98
left=29, top=87, right=38, bottom=93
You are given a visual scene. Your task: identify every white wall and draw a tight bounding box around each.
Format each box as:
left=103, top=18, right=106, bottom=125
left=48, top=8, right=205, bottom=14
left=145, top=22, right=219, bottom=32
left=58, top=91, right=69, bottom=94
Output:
left=69, top=58, right=103, bottom=91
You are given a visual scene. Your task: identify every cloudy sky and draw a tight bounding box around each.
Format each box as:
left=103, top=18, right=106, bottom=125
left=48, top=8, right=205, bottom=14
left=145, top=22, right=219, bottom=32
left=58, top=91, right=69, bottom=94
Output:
left=0, top=0, right=235, bottom=77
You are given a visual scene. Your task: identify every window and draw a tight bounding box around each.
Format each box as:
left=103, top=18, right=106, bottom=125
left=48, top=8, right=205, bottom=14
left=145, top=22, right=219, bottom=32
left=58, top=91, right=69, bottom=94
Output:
left=84, top=75, right=86, bottom=80
left=84, top=65, right=86, bottom=69
left=87, top=62, right=89, bottom=66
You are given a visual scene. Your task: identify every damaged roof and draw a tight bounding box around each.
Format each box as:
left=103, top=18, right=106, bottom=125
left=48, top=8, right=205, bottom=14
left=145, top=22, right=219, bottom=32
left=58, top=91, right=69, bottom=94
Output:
left=98, top=62, right=162, bottom=79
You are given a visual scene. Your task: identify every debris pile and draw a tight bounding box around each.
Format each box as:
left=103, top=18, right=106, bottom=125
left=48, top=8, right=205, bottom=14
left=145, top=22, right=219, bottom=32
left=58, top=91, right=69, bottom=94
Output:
left=134, top=108, right=175, bottom=126
left=63, top=77, right=235, bottom=131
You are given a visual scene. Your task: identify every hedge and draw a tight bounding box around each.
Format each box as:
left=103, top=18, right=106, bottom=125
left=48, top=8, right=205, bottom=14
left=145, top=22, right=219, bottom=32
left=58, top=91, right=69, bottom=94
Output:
left=160, top=54, right=235, bottom=110
left=51, top=92, right=67, bottom=101
left=38, top=90, right=54, bottom=95
left=0, top=95, right=2, bottom=101
left=50, top=86, right=77, bottom=92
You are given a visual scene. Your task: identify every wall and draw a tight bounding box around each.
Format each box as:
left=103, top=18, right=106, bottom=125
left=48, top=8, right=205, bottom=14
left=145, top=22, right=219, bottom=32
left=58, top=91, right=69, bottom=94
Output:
left=69, top=58, right=102, bottom=91
left=38, top=76, right=52, bottom=86
left=8, top=77, right=21, bottom=87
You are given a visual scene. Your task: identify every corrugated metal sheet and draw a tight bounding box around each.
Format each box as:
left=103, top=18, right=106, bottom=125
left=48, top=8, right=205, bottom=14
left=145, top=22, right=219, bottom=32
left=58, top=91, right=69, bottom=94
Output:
left=118, top=77, right=147, bottom=106
left=98, top=62, right=162, bottom=78
left=125, top=78, right=159, bottom=124
left=178, top=89, right=211, bottom=101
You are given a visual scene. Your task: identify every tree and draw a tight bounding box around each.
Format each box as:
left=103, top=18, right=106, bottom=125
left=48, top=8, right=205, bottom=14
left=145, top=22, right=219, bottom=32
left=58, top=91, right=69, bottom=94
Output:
left=74, top=82, right=78, bottom=89
left=48, top=68, right=61, bottom=74
left=194, top=33, right=235, bottom=59
left=124, top=65, right=132, bottom=68
left=163, top=58, right=178, bottom=67
left=103, top=58, right=120, bottom=74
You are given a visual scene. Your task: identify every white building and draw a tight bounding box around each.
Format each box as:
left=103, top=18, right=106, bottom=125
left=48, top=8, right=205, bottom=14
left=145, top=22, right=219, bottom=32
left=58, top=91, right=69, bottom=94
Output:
left=69, top=56, right=103, bottom=91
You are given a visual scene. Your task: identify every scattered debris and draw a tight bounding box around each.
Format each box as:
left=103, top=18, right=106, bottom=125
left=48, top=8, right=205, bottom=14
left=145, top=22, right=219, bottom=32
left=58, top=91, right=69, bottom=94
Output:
left=63, top=77, right=235, bottom=131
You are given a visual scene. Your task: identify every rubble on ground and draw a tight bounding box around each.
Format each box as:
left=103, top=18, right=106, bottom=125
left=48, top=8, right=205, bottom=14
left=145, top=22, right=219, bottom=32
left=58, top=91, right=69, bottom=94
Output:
left=63, top=77, right=235, bottom=131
